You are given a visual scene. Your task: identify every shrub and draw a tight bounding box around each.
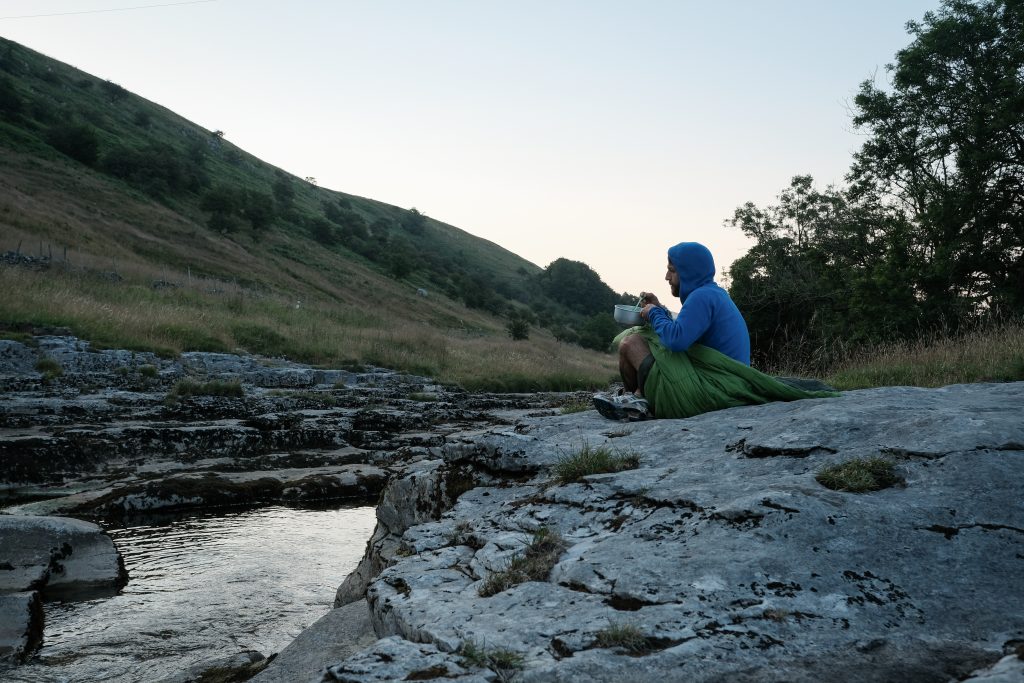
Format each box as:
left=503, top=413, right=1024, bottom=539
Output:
left=309, top=217, right=339, bottom=245
left=552, top=443, right=640, bottom=485
left=0, top=76, right=23, bottom=120
left=166, top=378, right=243, bottom=401
left=506, top=316, right=530, bottom=340
left=138, top=364, right=158, bottom=378
left=479, top=527, right=567, bottom=597
left=816, top=457, right=903, bottom=492
left=403, top=207, right=427, bottom=234
left=272, top=174, right=295, bottom=209
left=102, top=143, right=206, bottom=197
left=100, top=79, right=128, bottom=103
left=132, top=110, right=152, bottom=128
left=46, top=123, right=99, bottom=165
left=35, top=356, right=63, bottom=381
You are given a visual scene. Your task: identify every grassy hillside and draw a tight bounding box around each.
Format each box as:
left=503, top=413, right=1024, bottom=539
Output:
left=0, top=37, right=620, bottom=390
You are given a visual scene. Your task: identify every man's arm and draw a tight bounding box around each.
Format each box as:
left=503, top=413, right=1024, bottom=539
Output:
left=644, top=293, right=714, bottom=353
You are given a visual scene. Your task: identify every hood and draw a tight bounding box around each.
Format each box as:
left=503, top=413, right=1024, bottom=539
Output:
left=668, top=242, right=716, bottom=300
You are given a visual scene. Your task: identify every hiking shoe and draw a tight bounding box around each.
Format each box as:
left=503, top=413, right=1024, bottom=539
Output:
left=592, top=392, right=651, bottom=421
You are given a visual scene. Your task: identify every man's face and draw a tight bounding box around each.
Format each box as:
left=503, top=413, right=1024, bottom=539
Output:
left=666, top=260, right=679, bottom=297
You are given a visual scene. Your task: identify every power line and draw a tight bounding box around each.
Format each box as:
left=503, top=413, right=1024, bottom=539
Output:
left=0, top=0, right=219, bottom=21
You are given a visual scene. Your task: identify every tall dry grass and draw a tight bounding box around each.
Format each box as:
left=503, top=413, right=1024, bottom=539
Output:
left=0, top=266, right=618, bottom=390
left=825, top=321, right=1024, bottom=389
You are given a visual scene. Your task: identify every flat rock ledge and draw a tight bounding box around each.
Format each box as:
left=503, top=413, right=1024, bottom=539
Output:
left=320, top=382, right=1024, bottom=682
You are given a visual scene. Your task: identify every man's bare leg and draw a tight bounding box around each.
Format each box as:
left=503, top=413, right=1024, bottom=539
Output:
left=618, top=334, right=652, bottom=395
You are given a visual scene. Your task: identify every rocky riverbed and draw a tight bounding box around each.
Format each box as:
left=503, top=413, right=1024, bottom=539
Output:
left=3, top=333, right=1023, bottom=682
left=0, top=333, right=580, bottom=673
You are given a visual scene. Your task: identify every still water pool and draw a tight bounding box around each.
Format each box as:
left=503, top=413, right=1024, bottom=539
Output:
left=7, top=505, right=377, bottom=683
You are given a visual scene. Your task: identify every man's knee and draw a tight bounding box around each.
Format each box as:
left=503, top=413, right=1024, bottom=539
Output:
left=620, top=334, right=650, bottom=366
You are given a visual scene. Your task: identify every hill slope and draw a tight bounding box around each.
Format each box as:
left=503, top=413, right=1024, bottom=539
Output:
left=0, top=37, right=622, bottom=389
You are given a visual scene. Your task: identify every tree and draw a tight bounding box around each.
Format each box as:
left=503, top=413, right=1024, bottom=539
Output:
left=403, top=207, right=427, bottom=234
left=727, top=176, right=921, bottom=367
left=849, top=0, right=1024, bottom=320
left=536, top=258, right=620, bottom=317
left=728, top=0, right=1024, bottom=368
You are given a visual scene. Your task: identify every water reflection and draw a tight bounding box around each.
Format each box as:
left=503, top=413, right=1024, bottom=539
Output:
left=7, top=505, right=377, bottom=683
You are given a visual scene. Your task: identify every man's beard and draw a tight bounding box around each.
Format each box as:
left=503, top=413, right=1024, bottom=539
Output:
left=671, top=283, right=679, bottom=297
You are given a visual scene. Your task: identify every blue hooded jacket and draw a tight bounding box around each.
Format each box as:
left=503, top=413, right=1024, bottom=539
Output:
left=646, top=242, right=751, bottom=365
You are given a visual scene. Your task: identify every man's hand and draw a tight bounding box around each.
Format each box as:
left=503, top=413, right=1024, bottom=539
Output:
left=641, top=291, right=661, bottom=307
left=640, top=303, right=657, bottom=321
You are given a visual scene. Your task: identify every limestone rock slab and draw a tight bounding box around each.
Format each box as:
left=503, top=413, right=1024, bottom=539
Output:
left=327, top=382, right=1024, bottom=681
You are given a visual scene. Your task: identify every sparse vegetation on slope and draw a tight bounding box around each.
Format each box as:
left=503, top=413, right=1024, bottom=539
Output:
left=0, top=36, right=626, bottom=388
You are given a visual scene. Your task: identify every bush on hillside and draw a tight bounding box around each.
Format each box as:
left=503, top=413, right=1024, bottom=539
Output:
left=272, top=174, right=295, bottom=211
left=0, top=76, right=23, bottom=120
left=323, top=201, right=369, bottom=240
left=200, top=185, right=275, bottom=237
left=242, top=190, right=275, bottom=237
left=309, top=217, right=339, bottom=245
left=101, top=79, right=128, bottom=103
left=403, top=207, right=427, bottom=234
left=577, top=313, right=621, bottom=352
left=536, top=258, right=622, bottom=318
left=46, top=123, right=100, bottom=166
left=507, top=310, right=531, bottom=340
left=132, top=109, right=151, bottom=128
left=102, top=142, right=208, bottom=198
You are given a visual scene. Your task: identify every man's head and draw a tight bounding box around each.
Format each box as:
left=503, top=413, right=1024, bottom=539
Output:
left=666, top=242, right=715, bottom=301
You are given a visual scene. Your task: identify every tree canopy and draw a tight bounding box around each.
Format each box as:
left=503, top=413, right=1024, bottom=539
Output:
left=728, top=0, right=1023, bottom=368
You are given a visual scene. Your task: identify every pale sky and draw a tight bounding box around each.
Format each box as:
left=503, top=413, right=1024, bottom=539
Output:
left=0, top=0, right=939, bottom=296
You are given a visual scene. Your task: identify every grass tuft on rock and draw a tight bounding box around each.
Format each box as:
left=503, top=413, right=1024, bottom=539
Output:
left=816, top=457, right=903, bottom=493
left=166, top=378, right=244, bottom=402
left=35, top=356, right=63, bottom=380
left=459, top=639, right=525, bottom=675
left=553, top=443, right=640, bottom=485
left=594, top=623, right=649, bottom=653
left=479, top=527, right=567, bottom=597
left=559, top=396, right=592, bottom=414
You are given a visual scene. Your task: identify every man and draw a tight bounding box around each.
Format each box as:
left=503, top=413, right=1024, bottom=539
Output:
left=594, top=242, right=833, bottom=421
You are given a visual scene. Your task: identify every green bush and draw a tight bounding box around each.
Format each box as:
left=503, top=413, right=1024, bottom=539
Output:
left=35, top=356, right=63, bottom=381
left=506, top=316, right=530, bottom=340
left=0, top=76, right=23, bottom=120
left=167, top=378, right=243, bottom=401
left=100, top=79, right=128, bottom=103
left=46, top=123, right=99, bottom=165
left=102, top=143, right=207, bottom=197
